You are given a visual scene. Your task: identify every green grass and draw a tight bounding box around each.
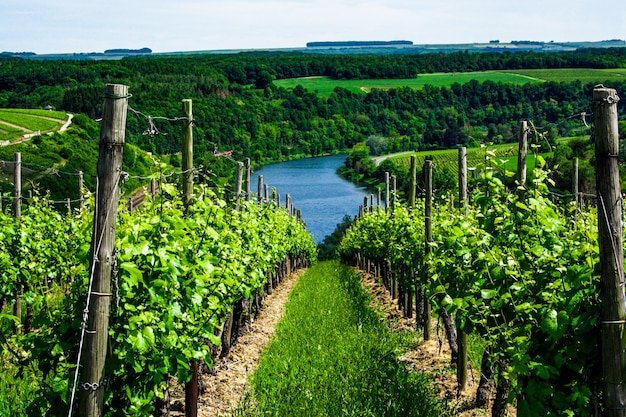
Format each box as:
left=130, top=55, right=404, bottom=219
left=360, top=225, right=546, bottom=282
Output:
left=274, top=72, right=536, bottom=97
left=274, top=68, right=626, bottom=97
left=500, top=68, right=626, bottom=83
left=0, top=108, right=68, bottom=120
left=234, top=260, right=448, bottom=417
left=0, top=109, right=68, bottom=142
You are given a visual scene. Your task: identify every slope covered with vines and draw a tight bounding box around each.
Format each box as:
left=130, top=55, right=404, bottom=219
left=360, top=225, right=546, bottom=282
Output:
left=338, top=158, right=600, bottom=416
left=0, top=183, right=316, bottom=416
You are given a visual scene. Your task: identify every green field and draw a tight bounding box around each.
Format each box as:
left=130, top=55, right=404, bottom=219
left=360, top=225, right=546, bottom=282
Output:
left=0, top=109, right=68, bottom=143
left=500, top=68, right=626, bottom=83
left=273, top=68, right=626, bottom=97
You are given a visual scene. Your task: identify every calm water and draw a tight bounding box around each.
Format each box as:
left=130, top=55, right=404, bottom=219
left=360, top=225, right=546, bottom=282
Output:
left=251, top=154, right=370, bottom=244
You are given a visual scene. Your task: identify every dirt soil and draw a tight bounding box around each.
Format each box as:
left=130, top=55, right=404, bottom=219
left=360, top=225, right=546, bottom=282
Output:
left=173, top=267, right=511, bottom=416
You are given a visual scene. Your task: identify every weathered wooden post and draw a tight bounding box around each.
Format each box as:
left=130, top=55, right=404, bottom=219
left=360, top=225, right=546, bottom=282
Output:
left=593, top=86, right=626, bottom=417
left=12, top=152, right=22, bottom=333
left=423, top=160, right=433, bottom=340
left=13, top=152, right=21, bottom=218
left=235, top=161, right=244, bottom=210
left=517, top=120, right=528, bottom=200
left=573, top=157, right=579, bottom=209
left=391, top=174, right=397, bottom=213
left=385, top=171, right=390, bottom=212
left=79, top=170, right=85, bottom=210
left=457, top=147, right=468, bottom=391
left=182, top=99, right=193, bottom=208
left=409, top=155, right=417, bottom=209
left=264, top=183, right=269, bottom=204
left=245, top=158, right=251, bottom=202
left=150, top=177, right=157, bottom=197
left=78, top=83, right=128, bottom=417
left=181, top=98, right=199, bottom=417
left=257, top=175, right=264, bottom=206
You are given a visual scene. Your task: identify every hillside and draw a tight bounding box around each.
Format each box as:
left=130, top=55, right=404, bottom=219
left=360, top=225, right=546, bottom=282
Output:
left=0, top=108, right=71, bottom=145
left=0, top=112, right=164, bottom=205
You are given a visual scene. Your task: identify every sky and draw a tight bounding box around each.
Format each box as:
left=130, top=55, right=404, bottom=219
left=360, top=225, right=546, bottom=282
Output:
left=1, top=0, right=625, bottom=54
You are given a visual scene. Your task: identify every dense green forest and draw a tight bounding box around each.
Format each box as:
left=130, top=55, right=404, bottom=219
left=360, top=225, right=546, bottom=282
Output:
left=1, top=48, right=625, bottom=196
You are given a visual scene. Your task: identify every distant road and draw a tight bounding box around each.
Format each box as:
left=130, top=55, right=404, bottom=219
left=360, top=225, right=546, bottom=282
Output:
left=372, top=151, right=414, bottom=166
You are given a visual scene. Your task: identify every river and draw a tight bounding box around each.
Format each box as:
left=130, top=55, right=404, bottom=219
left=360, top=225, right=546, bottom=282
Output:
left=250, top=154, right=370, bottom=244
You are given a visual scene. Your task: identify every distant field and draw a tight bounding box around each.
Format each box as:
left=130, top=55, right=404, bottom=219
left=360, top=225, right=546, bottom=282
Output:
left=274, top=72, right=536, bottom=96
left=0, top=109, right=68, bottom=143
left=499, top=68, right=626, bottom=83
left=273, top=68, right=626, bottom=97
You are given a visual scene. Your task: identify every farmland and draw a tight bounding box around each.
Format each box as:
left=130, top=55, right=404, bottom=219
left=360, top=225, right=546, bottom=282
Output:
left=0, top=109, right=69, bottom=143
left=273, top=68, right=626, bottom=97
left=378, top=143, right=553, bottom=179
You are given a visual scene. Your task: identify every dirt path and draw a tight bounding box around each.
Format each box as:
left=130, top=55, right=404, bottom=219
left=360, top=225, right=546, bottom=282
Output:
left=170, top=270, right=305, bottom=416
left=372, top=150, right=414, bottom=166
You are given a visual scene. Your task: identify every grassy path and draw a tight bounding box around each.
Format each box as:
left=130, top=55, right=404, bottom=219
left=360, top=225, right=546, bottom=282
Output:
left=233, top=260, right=448, bottom=417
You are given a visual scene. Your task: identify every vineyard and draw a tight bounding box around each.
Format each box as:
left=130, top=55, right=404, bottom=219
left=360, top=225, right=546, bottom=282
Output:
left=0, top=81, right=624, bottom=417
left=338, top=88, right=623, bottom=416
left=0, top=87, right=317, bottom=416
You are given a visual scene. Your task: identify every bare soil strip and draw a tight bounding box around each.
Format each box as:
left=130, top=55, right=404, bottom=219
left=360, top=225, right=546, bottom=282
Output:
left=171, top=269, right=305, bottom=417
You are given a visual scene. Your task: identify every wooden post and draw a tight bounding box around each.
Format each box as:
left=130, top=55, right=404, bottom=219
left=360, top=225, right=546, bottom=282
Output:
left=13, top=152, right=21, bottom=332
left=150, top=177, right=157, bottom=197
left=182, top=98, right=199, bottom=417
left=423, top=160, right=433, bottom=340
left=67, top=198, right=71, bottom=215
left=185, top=361, right=199, bottom=417
left=286, top=193, right=291, bottom=213
left=257, top=175, right=264, bottom=206
left=457, top=147, right=468, bottom=391
left=13, top=152, right=21, bottom=218
left=363, top=196, right=368, bottom=213
left=244, top=158, right=251, bottom=202
left=182, top=99, right=193, bottom=208
left=78, top=83, right=128, bottom=417
left=235, top=162, right=243, bottom=210
left=79, top=170, right=85, bottom=210
left=517, top=120, right=528, bottom=200
left=264, top=183, right=269, bottom=203
left=377, top=188, right=381, bottom=209
left=392, top=175, right=397, bottom=213
left=458, top=148, right=467, bottom=209
left=370, top=194, right=374, bottom=213
left=409, top=155, right=417, bottom=209
left=385, top=172, right=390, bottom=212
left=593, top=86, right=626, bottom=417
left=573, top=157, right=579, bottom=209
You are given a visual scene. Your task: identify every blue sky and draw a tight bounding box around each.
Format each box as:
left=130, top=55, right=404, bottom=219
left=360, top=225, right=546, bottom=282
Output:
left=1, top=0, right=624, bottom=54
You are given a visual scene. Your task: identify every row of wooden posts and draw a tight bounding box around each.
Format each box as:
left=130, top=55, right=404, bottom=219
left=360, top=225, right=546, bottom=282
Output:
left=75, top=86, right=305, bottom=417
left=349, top=86, right=625, bottom=416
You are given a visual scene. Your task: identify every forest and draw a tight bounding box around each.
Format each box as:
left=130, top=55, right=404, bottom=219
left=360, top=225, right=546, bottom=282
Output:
left=0, top=48, right=625, bottom=196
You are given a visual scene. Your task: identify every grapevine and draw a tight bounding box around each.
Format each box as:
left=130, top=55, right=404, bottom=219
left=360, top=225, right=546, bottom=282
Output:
left=338, top=159, right=601, bottom=416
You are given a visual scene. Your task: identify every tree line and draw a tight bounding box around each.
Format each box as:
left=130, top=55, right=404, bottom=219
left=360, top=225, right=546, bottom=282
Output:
left=0, top=49, right=625, bottom=190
